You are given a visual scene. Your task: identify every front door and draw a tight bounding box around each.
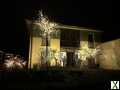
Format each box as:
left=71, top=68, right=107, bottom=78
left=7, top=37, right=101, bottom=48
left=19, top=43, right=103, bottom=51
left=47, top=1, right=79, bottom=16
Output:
left=67, top=52, right=75, bottom=67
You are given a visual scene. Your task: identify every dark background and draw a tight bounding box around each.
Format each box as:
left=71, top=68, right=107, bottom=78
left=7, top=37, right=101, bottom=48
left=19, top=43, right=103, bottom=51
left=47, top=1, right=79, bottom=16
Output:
left=0, top=0, right=116, bottom=59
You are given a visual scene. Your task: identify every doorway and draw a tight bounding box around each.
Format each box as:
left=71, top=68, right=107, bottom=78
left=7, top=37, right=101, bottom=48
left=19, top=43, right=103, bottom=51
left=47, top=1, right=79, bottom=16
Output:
left=66, top=52, right=75, bottom=67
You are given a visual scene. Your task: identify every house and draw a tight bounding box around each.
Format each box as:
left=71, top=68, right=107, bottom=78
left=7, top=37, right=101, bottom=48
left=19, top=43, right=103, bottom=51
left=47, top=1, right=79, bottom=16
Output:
left=26, top=20, right=103, bottom=69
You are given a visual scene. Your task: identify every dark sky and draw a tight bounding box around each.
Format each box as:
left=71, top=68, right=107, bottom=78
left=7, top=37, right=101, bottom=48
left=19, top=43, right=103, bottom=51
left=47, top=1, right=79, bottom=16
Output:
left=0, top=0, right=115, bottom=59
left=17, top=0, right=112, bottom=30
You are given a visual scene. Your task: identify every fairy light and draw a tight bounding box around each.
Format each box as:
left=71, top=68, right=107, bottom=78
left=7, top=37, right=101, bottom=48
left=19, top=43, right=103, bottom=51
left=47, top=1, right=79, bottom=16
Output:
left=79, top=47, right=100, bottom=61
left=4, top=55, right=26, bottom=69
left=34, top=10, right=58, bottom=36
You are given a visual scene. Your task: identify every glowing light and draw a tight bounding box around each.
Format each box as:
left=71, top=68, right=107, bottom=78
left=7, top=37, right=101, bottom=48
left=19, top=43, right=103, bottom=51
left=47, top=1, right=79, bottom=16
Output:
left=4, top=55, right=26, bottom=69
left=34, top=10, right=58, bottom=36
left=79, top=47, right=100, bottom=61
left=33, top=10, right=60, bottom=67
left=5, top=60, right=14, bottom=68
left=50, top=59, right=56, bottom=66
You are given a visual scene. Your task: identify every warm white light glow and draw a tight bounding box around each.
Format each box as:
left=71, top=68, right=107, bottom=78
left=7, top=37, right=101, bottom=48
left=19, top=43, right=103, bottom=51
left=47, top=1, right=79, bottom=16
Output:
left=79, top=47, right=100, bottom=61
left=4, top=56, right=26, bottom=69
left=5, top=60, right=15, bottom=68
left=34, top=10, right=58, bottom=36
left=50, top=59, right=56, bottom=66
left=32, top=10, right=60, bottom=67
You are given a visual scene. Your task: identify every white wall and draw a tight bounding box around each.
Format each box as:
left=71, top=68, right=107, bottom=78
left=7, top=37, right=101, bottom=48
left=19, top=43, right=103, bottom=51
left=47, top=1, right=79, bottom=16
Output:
left=29, top=37, right=60, bottom=68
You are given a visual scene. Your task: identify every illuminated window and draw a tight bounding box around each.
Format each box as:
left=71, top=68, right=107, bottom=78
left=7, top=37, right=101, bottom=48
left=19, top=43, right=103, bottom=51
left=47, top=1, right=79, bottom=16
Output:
left=60, top=52, right=67, bottom=67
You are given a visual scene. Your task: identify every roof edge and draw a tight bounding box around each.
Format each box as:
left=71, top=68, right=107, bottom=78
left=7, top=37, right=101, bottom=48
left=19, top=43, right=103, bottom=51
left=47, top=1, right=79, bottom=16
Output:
left=57, top=24, right=103, bottom=32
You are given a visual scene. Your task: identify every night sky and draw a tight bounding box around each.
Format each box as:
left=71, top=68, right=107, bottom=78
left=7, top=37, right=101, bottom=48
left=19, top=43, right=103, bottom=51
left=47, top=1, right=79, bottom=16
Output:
left=0, top=0, right=116, bottom=59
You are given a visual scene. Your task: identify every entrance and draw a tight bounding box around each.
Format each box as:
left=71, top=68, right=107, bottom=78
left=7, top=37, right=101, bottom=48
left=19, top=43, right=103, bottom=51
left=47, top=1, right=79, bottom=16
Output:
left=66, top=52, right=75, bottom=67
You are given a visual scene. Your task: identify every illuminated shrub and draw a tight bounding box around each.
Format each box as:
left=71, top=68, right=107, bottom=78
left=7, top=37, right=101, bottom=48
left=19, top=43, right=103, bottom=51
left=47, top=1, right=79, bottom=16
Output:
left=4, top=54, right=26, bottom=70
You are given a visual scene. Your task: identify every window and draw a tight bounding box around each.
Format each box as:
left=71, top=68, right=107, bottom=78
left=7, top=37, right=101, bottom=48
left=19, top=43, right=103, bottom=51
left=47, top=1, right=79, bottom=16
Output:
left=60, top=29, right=80, bottom=47
left=88, top=32, right=94, bottom=48
left=41, top=36, right=50, bottom=46
left=50, top=30, right=60, bottom=38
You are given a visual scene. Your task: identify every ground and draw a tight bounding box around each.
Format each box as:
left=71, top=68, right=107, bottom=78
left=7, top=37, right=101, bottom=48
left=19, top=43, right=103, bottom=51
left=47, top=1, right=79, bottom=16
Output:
left=1, top=69, right=120, bottom=89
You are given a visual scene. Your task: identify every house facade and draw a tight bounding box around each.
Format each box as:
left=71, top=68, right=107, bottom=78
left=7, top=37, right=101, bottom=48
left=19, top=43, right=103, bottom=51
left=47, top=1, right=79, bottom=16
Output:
left=26, top=20, right=102, bottom=69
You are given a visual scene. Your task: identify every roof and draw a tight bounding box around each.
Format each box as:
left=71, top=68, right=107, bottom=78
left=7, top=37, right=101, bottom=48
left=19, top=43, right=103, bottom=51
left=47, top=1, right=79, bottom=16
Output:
left=25, top=19, right=103, bottom=33
left=57, top=24, right=103, bottom=33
